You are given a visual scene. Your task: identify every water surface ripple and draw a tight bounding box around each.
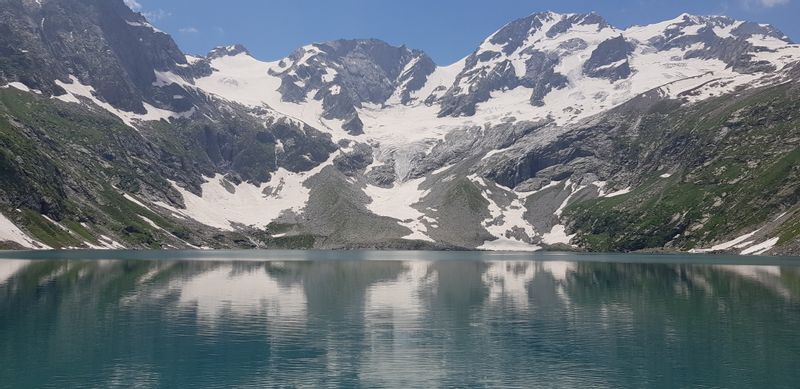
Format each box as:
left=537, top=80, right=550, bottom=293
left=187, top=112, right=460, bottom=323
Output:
left=1, top=251, right=799, bottom=388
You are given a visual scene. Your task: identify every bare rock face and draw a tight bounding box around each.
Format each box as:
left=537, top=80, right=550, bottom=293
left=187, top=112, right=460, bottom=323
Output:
left=366, top=164, right=397, bottom=188
left=0, top=0, right=192, bottom=113
left=268, top=39, right=436, bottom=130
left=334, top=143, right=374, bottom=177
left=583, top=36, right=634, bottom=82
left=645, top=15, right=792, bottom=73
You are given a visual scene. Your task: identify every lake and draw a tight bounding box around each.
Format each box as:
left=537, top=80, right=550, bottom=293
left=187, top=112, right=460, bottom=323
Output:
left=1, top=250, right=800, bottom=388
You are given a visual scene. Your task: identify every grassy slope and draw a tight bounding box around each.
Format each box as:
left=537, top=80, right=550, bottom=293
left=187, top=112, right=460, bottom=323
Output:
left=0, top=88, right=206, bottom=248
left=566, top=83, right=800, bottom=252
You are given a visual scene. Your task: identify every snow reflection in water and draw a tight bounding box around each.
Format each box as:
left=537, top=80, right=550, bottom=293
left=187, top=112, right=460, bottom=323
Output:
left=1, top=255, right=800, bottom=388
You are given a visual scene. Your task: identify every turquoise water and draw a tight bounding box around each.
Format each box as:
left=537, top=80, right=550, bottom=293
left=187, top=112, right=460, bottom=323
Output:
left=1, top=251, right=800, bottom=388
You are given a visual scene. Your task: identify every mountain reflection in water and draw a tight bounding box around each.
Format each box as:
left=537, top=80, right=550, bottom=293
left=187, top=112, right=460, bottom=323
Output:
left=1, top=254, right=799, bottom=388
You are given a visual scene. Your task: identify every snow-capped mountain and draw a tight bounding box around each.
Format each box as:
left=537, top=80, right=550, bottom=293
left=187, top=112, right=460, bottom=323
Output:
left=0, top=0, right=799, bottom=255
left=190, top=11, right=799, bottom=144
left=191, top=40, right=436, bottom=135
left=436, top=12, right=794, bottom=117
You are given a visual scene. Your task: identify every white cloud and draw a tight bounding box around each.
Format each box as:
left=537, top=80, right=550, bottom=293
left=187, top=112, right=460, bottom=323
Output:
left=179, top=27, right=199, bottom=34
left=759, top=0, right=790, bottom=6
left=124, top=0, right=171, bottom=21
left=123, top=0, right=142, bottom=11
left=143, top=9, right=171, bottom=21
left=743, top=0, right=790, bottom=8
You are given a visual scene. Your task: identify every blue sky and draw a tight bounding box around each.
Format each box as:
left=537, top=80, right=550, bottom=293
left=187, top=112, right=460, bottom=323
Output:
left=126, top=0, right=799, bottom=65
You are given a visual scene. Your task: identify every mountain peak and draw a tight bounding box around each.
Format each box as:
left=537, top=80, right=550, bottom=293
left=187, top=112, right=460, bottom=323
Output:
left=518, top=11, right=610, bottom=27
left=323, top=38, right=395, bottom=47
left=207, top=44, right=251, bottom=59
left=627, top=13, right=791, bottom=44
left=308, top=38, right=424, bottom=58
left=674, top=12, right=703, bottom=23
left=486, top=11, right=611, bottom=54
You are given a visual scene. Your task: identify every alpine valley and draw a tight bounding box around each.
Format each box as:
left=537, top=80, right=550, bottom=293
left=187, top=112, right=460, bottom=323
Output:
left=0, top=0, right=799, bottom=255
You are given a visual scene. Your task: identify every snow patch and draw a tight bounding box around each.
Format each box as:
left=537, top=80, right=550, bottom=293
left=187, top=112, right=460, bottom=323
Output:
left=470, top=176, right=541, bottom=252
left=0, top=212, right=48, bottom=249
left=54, top=76, right=195, bottom=129
left=741, top=237, right=779, bottom=255
left=603, top=187, right=631, bottom=198
left=478, top=238, right=540, bottom=252
left=123, top=193, right=154, bottom=212
left=159, top=156, right=334, bottom=231
left=555, top=180, right=589, bottom=216
left=2, top=82, right=40, bottom=94
left=363, top=177, right=433, bottom=242
left=691, top=229, right=762, bottom=253
left=97, top=235, right=125, bottom=249
left=125, top=20, right=164, bottom=34
left=542, top=224, right=575, bottom=245
left=153, top=71, right=192, bottom=88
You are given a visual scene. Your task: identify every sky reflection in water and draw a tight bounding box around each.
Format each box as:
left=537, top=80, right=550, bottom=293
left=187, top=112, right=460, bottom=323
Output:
left=1, top=252, right=799, bottom=388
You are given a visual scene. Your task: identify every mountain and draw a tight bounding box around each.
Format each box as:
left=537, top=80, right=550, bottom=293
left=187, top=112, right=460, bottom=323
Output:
left=0, top=0, right=798, bottom=255
left=0, top=0, right=192, bottom=113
